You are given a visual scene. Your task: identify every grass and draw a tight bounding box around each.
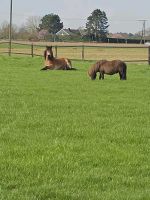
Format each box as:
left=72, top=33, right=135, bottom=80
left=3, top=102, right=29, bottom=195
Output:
left=0, top=55, right=150, bottom=200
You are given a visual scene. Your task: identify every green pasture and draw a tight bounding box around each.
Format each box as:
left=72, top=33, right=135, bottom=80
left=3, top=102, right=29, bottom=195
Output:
left=0, top=55, right=150, bottom=200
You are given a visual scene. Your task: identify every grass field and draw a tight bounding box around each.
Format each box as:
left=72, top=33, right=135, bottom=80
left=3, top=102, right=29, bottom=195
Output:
left=0, top=55, right=150, bottom=200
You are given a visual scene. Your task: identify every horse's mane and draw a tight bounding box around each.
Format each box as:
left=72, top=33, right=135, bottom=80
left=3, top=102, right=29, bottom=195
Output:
left=89, top=60, right=107, bottom=73
left=44, top=50, right=47, bottom=60
left=96, top=60, right=107, bottom=68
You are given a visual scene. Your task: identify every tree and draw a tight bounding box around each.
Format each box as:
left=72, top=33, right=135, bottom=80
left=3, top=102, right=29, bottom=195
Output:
left=39, top=14, right=63, bottom=34
left=25, top=16, right=41, bottom=34
left=0, top=21, right=18, bottom=39
left=37, top=29, right=49, bottom=40
left=17, top=25, right=30, bottom=40
left=86, top=9, right=109, bottom=41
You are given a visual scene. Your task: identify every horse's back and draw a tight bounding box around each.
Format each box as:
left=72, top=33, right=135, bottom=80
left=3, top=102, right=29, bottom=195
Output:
left=54, top=58, right=72, bottom=69
left=101, top=60, right=126, bottom=74
left=44, top=58, right=71, bottom=70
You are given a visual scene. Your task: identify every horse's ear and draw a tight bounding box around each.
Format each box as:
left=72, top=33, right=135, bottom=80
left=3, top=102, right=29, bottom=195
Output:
left=46, top=46, right=52, bottom=50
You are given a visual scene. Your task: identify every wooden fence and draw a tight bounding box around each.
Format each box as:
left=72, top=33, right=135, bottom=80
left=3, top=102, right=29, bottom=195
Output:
left=0, top=41, right=150, bottom=64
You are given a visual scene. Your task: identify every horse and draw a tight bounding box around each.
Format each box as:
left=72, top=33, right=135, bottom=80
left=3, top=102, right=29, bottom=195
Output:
left=88, top=60, right=127, bottom=80
left=40, top=46, right=76, bottom=70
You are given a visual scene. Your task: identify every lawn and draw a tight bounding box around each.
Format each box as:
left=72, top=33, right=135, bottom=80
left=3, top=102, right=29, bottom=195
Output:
left=0, top=55, right=150, bottom=200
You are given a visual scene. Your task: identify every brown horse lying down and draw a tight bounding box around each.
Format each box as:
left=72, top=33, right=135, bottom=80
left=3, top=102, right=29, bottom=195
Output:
left=88, top=60, right=127, bottom=80
left=41, top=46, right=76, bottom=70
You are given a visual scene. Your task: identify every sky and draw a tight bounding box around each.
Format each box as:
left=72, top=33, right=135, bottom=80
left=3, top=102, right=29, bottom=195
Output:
left=0, top=0, right=150, bottom=33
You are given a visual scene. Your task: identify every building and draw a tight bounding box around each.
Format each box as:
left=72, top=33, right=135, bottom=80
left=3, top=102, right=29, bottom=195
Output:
left=56, top=28, right=81, bottom=37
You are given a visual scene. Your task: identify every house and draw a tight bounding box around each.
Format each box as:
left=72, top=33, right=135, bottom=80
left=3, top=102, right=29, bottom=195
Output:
left=56, top=28, right=81, bottom=36
left=108, top=33, right=128, bottom=39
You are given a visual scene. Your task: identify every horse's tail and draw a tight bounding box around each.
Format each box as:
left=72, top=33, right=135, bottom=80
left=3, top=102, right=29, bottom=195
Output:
left=122, top=62, right=127, bottom=80
left=68, top=59, right=72, bottom=68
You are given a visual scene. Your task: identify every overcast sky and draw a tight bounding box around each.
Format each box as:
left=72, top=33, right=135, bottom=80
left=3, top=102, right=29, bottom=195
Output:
left=1, top=0, right=150, bottom=33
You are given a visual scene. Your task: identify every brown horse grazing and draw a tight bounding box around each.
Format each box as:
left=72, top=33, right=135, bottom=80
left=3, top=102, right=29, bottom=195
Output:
left=88, top=60, right=127, bottom=80
left=41, top=46, right=76, bottom=70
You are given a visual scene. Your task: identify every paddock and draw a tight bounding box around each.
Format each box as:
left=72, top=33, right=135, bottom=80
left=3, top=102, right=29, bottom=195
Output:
left=0, top=55, right=150, bottom=200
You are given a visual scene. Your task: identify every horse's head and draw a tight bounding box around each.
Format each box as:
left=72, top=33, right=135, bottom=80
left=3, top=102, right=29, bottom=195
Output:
left=88, top=67, right=97, bottom=80
left=46, top=46, right=52, bottom=51
left=44, top=46, right=54, bottom=60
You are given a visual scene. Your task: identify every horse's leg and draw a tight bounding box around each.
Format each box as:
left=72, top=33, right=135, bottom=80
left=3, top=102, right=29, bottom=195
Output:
left=99, top=72, right=102, bottom=80
left=40, top=66, right=49, bottom=70
left=101, top=72, right=104, bottom=80
left=65, top=59, right=72, bottom=69
left=41, top=66, right=55, bottom=70
left=119, top=72, right=122, bottom=80
left=124, top=73, right=127, bottom=80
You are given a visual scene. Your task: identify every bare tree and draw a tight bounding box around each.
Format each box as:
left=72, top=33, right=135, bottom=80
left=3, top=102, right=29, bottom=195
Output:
left=0, top=21, right=18, bottom=39
left=25, top=16, right=41, bottom=34
left=17, top=24, right=30, bottom=40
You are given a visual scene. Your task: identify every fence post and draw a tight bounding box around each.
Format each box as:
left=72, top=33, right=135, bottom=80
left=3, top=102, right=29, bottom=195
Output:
left=82, top=45, right=84, bottom=60
left=31, top=43, right=34, bottom=57
left=55, top=46, right=57, bottom=58
left=148, top=46, right=150, bottom=65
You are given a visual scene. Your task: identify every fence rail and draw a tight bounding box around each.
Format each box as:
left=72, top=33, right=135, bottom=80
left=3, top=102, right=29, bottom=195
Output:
left=0, top=41, right=150, bottom=64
